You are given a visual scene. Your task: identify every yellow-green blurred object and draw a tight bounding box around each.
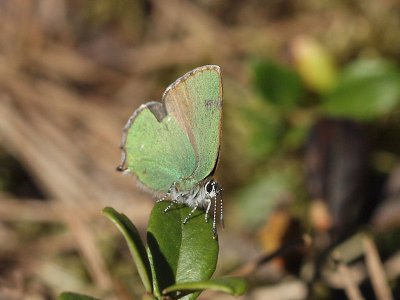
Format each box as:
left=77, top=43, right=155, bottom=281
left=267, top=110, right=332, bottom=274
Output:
left=291, top=36, right=338, bottom=94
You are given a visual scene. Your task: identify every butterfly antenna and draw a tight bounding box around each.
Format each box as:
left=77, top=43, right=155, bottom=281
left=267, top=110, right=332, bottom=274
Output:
left=212, top=197, right=218, bottom=238
left=220, top=195, right=224, bottom=229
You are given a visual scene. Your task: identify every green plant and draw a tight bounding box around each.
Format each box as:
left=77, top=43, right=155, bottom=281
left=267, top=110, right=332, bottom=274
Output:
left=59, top=202, right=247, bottom=300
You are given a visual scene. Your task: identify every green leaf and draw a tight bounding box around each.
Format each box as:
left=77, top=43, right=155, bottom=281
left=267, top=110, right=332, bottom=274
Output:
left=58, top=292, right=100, bottom=300
left=251, top=58, right=303, bottom=111
left=163, top=277, right=248, bottom=298
left=147, top=201, right=219, bottom=300
left=102, top=207, right=152, bottom=293
left=323, top=59, right=400, bottom=120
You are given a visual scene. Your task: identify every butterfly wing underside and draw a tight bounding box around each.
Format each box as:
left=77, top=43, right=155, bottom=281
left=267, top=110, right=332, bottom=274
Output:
left=122, top=102, right=196, bottom=193
left=163, top=65, right=222, bottom=187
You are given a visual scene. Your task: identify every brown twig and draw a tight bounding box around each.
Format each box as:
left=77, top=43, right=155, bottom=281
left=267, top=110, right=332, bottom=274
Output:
left=363, top=236, right=393, bottom=300
left=333, top=252, right=364, bottom=300
left=229, top=235, right=310, bottom=277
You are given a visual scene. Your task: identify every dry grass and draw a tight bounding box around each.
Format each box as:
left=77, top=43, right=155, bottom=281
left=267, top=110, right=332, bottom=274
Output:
left=1, top=0, right=400, bottom=299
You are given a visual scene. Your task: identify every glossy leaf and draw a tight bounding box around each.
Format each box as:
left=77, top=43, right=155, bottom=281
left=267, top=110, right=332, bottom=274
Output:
left=323, top=59, right=400, bottom=120
left=58, top=292, right=100, bottom=300
left=147, top=201, right=219, bottom=300
left=163, top=277, right=248, bottom=298
left=102, top=207, right=152, bottom=293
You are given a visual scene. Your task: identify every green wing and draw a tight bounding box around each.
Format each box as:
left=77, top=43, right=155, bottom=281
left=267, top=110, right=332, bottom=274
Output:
left=121, top=102, right=196, bottom=193
left=163, top=65, right=222, bottom=189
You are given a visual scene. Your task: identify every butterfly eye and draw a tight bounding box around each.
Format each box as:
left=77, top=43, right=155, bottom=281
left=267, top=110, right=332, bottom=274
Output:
left=205, top=179, right=222, bottom=197
left=205, top=180, right=214, bottom=193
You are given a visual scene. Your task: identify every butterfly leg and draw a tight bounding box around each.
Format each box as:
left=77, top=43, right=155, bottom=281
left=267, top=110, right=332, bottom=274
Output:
left=156, top=196, right=166, bottom=202
left=183, top=202, right=199, bottom=224
left=205, top=199, right=212, bottom=223
left=163, top=200, right=178, bottom=213
left=156, top=186, right=173, bottom=203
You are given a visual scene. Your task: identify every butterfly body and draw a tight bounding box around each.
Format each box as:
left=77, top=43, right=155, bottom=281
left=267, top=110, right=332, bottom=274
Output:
left=118, top=65, right=223, bottom=235
left=169, top=178, right=221, bottom=209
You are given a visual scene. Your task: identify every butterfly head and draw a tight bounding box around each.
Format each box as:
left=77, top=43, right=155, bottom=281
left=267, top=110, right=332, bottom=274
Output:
left=204, top=179, right=222, bottom=199
left=204, top=178, right=224, bottom=238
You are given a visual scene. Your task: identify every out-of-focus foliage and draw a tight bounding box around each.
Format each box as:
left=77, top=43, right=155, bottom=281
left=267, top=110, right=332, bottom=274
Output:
left=323, top=59, right=400, bottom=120
left=251, top=59, right=304, bottom=111
left=235, top=43, right=400, bottom=233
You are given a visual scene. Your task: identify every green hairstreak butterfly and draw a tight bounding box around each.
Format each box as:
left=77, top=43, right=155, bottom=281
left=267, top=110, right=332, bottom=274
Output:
left=117, top=65, right=223, bottom=236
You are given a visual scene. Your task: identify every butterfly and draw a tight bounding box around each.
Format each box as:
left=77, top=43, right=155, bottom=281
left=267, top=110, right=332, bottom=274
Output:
left=117, top=65, right=223, bottom=236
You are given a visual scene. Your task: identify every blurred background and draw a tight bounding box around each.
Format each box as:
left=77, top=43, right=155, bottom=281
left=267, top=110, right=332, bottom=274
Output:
left=1, top=0, right=400, bottom=299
